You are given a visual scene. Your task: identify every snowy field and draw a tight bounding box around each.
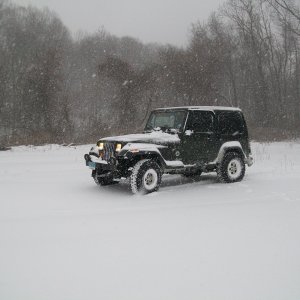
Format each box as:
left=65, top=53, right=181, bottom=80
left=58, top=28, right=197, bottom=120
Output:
left=1, top=142, right=300, bottom=300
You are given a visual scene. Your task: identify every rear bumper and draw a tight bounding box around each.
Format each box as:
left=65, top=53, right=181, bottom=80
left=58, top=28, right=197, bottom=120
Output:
left=245, top=154, right=254, bottom=166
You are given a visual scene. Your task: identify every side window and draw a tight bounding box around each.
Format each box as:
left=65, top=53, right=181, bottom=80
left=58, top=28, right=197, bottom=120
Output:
left=187, top=111, right=214, bottom=133
left=218, top=112, right=245, bottom=135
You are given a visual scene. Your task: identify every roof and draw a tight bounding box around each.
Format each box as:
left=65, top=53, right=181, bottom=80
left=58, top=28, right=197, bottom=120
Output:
left=154, top=106, right=241, bottom=112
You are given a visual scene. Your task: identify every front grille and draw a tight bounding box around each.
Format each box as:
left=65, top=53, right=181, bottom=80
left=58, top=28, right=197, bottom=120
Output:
left=103, top=142, right=115, bottom=161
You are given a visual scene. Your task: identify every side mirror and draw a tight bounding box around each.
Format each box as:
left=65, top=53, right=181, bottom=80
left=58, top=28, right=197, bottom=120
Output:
left=184, top=130, right=194, bottom=136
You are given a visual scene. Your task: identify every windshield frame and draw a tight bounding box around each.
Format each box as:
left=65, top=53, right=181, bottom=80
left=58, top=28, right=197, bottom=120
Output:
left=144, top=109, right=188, bottom=133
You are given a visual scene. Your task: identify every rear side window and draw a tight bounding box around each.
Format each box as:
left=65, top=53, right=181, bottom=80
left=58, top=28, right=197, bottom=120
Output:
left=186, top=111, right=214, bottom=133
left=218, top=112, right=245, bottom=135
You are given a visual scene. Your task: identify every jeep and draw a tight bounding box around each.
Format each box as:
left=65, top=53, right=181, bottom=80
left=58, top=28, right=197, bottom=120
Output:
left=84, top=106, right=253, bottom=194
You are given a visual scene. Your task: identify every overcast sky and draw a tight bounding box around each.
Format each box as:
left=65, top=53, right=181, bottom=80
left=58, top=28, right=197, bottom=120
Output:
left=13, top=0, right=225, bottom=46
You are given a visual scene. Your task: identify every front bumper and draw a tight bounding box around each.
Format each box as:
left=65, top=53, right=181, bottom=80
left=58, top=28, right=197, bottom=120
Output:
left=84, top=154, right=116, bottom=171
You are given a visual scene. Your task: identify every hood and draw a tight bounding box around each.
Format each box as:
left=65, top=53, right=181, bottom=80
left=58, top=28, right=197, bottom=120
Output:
left=100, top=131, right=180, bottom=145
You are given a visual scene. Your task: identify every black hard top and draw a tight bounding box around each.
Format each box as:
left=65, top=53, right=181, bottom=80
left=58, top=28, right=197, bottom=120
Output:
left=154, top=106, right=241, bottom=112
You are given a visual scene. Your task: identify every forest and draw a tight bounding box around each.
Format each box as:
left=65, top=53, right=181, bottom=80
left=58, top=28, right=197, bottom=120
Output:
left=0, top=0, right=299, bottom=145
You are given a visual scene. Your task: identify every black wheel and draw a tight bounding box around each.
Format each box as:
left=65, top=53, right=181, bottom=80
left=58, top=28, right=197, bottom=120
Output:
left=130, top=159, right=162, bottom=194
left=217, top=152, right=245, bottom=183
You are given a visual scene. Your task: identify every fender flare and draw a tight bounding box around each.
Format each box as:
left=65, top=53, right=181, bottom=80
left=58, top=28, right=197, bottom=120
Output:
left=121, top=143, right=167, bottom=168
left=214, top=141, right=246, bottom=164
left=128, top=151, right=167, bottom=168
left=125, top=150, right=188, bottom=169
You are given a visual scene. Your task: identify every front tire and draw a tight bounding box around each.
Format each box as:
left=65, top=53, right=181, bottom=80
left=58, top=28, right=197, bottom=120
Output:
left=130, top=159, right=162, bottom=194
left=217, top=152, right=245, bottom=183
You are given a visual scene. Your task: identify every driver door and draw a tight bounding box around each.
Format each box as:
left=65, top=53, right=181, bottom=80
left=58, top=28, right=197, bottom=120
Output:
left=181, top=110, right=218, bottom=164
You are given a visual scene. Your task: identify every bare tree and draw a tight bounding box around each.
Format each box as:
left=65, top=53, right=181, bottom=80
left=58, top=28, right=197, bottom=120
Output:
left=1, top=0, right=300, bottom=145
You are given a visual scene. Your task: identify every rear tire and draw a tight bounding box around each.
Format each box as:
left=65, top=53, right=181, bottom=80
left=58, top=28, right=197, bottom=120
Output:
left=217, top=152, right=245, bottom=183
left=130, top=159, right=162, bottom=194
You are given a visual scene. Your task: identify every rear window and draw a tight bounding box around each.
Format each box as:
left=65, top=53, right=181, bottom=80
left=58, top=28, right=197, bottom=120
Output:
left=218, top=112, right=245, bottom=135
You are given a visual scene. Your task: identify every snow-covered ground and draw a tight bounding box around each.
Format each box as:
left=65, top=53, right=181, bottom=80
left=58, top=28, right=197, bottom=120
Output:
left=1, top=142, right=300, bottom=300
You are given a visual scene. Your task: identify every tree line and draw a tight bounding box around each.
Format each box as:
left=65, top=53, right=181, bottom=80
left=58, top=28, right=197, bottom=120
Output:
left=0, top=0, right=299, bottom=145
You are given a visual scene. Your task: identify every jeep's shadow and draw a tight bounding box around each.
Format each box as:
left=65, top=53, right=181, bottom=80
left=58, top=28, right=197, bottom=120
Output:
left=161, top=173, right=218, bottom=188
left=94, top=173, right=219, bottom=196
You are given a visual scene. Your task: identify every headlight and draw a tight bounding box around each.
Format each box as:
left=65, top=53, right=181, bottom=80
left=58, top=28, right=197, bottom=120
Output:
left=116, top=143, right=122, bottom=152
left=97, top=142, right=104, bottom=150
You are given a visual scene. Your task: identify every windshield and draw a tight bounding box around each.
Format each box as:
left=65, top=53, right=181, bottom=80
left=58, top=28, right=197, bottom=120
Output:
left=145, top=110, right=187, bottom=132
